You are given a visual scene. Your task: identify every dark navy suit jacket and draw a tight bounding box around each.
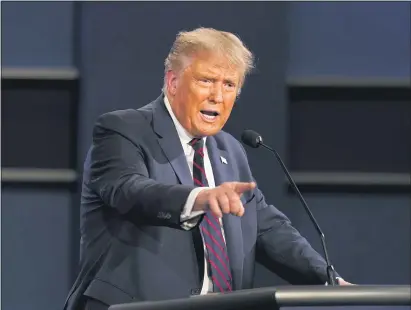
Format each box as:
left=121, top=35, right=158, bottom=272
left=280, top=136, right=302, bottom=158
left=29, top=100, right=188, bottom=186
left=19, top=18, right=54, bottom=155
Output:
left=64, top=95, right=331, bottom=309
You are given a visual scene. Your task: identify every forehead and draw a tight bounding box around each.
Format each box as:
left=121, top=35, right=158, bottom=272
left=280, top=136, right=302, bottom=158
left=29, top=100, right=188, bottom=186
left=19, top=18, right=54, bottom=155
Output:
left=188, top=53, right=242, bottom=80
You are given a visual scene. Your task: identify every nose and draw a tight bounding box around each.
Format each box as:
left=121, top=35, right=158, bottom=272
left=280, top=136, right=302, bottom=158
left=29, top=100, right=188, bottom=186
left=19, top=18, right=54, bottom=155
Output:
left=210, top=84, right=223, bottom=104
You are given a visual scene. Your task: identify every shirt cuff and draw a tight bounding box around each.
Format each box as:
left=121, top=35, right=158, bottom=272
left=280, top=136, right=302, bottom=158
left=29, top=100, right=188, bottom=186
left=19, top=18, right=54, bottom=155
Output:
left=180, top=187, right=207, bottom=230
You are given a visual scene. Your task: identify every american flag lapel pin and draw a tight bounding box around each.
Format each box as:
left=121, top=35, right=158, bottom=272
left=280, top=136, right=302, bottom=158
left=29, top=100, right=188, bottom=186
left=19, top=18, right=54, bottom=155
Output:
left=220, top=156, right=228, bottom=164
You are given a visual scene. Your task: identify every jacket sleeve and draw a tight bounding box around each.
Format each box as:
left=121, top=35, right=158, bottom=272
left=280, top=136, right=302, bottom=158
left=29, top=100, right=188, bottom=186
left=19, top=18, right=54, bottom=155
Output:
left=255, top=186, right=340, bottom=284
left=235, top=141, right=335, bottom=284
left=86, top=112, right=195, bottom=228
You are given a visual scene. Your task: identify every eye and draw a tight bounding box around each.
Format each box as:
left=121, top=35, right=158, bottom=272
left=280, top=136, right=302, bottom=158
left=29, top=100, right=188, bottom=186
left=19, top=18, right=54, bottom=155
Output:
left=200, top=78, right=212, bottom=84
left=225, top=82, right=236, bottom=90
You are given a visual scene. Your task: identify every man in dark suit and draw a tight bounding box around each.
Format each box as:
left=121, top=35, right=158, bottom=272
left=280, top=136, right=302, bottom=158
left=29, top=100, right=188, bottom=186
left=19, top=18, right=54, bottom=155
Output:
left=64, top=27, right=349, bottom=310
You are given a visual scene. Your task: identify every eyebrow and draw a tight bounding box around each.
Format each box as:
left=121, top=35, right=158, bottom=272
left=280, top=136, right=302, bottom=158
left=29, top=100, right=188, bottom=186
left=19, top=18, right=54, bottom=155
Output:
left=196, top=70, right=238, bottom=85
left=224, top=78, right=236, bottom=85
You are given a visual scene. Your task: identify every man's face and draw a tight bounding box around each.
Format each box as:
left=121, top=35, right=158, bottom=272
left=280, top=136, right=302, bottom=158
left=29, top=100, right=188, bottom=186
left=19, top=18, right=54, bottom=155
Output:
left=166, top=53, right=241, bottom=137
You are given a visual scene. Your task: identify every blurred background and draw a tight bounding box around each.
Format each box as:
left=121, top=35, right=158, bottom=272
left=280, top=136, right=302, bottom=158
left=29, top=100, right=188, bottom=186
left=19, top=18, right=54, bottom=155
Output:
left=1, top=1, right=410, bottom=310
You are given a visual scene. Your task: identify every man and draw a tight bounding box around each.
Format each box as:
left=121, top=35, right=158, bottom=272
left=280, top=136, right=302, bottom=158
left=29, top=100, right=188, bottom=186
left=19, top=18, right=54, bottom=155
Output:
left=64, top=27, right=350, bottom=310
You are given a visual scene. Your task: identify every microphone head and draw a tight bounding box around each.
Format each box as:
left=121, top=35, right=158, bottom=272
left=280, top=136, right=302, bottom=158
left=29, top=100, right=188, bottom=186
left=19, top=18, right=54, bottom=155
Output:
left=241, top=130, right=263, bottom=148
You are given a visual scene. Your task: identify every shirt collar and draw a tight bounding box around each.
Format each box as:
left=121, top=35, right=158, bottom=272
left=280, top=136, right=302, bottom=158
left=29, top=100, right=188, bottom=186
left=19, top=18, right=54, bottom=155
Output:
left=163, top=94, right=207, bottom=147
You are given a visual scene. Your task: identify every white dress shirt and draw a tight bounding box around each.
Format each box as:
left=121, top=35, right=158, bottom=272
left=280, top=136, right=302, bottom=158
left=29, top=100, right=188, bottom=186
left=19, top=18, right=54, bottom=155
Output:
left=163, top=95, right=226, bottom=295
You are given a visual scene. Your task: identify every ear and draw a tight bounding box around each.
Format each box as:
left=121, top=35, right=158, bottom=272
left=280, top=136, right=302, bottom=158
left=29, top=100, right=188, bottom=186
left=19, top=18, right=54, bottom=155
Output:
left=166, top=70, right=178, bottom=96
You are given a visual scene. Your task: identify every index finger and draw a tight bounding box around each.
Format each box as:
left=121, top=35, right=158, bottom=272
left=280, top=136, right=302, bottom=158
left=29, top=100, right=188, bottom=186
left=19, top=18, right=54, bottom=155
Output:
left=231, top=181, right=256, bottom=194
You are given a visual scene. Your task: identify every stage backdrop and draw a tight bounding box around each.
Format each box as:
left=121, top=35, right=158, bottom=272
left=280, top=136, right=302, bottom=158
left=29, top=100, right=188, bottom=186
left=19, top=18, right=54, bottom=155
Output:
left=1, top=2, right=410, bottom=310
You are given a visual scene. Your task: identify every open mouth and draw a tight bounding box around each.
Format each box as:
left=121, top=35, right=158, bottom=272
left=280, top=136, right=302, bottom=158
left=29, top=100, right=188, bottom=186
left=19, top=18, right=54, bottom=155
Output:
left=200, top=110, right=219, bottom=121
left=201, top=110, right=219, bottom=116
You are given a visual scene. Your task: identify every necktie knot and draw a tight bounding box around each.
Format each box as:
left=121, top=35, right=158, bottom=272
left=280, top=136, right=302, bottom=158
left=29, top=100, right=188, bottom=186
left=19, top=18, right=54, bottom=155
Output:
left=189, top=138, right=204, bottom=151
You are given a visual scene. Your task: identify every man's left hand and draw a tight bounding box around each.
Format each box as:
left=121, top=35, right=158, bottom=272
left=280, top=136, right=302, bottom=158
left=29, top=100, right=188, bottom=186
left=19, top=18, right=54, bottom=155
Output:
left=338, top=278, right=354, bottom=285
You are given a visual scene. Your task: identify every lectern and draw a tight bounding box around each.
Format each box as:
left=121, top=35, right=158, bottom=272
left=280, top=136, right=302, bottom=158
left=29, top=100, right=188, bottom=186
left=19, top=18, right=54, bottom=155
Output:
left=108, top=285, right=411, bottom=310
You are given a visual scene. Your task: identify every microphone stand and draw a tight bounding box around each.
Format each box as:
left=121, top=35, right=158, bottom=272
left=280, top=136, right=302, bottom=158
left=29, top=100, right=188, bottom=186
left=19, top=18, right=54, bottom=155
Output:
left=259, top=142, right=339, bottom=286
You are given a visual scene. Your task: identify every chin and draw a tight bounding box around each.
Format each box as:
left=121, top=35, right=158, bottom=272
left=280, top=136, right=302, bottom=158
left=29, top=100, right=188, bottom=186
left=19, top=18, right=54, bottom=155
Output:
left=197, top=127, right=221, bottom=137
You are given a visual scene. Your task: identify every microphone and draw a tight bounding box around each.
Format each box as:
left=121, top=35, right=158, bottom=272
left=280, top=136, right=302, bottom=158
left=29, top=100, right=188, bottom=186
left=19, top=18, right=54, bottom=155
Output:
left=241, top=129, right=339, bottom=286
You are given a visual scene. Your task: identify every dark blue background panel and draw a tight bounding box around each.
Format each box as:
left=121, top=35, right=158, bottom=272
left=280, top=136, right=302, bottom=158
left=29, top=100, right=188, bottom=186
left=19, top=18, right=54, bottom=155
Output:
left=1, top=1, right=75, bottom=67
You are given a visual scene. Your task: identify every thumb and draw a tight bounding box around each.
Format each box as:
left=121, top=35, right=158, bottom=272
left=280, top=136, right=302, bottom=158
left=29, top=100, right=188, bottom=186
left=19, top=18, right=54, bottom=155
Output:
left=231, top=181, right=256, bottom=194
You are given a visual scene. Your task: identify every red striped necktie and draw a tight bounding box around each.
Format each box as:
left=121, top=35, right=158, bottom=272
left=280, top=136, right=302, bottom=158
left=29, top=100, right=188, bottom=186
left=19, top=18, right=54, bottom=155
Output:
left=189, top=138, right=232, bottom=292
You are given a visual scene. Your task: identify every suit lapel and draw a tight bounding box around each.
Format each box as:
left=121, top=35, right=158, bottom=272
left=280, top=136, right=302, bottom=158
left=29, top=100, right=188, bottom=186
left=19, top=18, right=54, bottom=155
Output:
left=207, top=137, right=244, bottom=290
left=152, top=96, right=193, bottom=186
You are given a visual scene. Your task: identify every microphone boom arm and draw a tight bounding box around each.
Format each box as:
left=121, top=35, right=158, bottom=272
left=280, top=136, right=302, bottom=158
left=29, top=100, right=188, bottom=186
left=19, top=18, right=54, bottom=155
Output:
left=259, top=143, right=339, bottom=286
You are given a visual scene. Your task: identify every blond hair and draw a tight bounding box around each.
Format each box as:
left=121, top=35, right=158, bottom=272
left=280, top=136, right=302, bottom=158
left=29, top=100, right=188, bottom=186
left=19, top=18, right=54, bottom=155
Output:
left=163, top=27, right=255, bottom=93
